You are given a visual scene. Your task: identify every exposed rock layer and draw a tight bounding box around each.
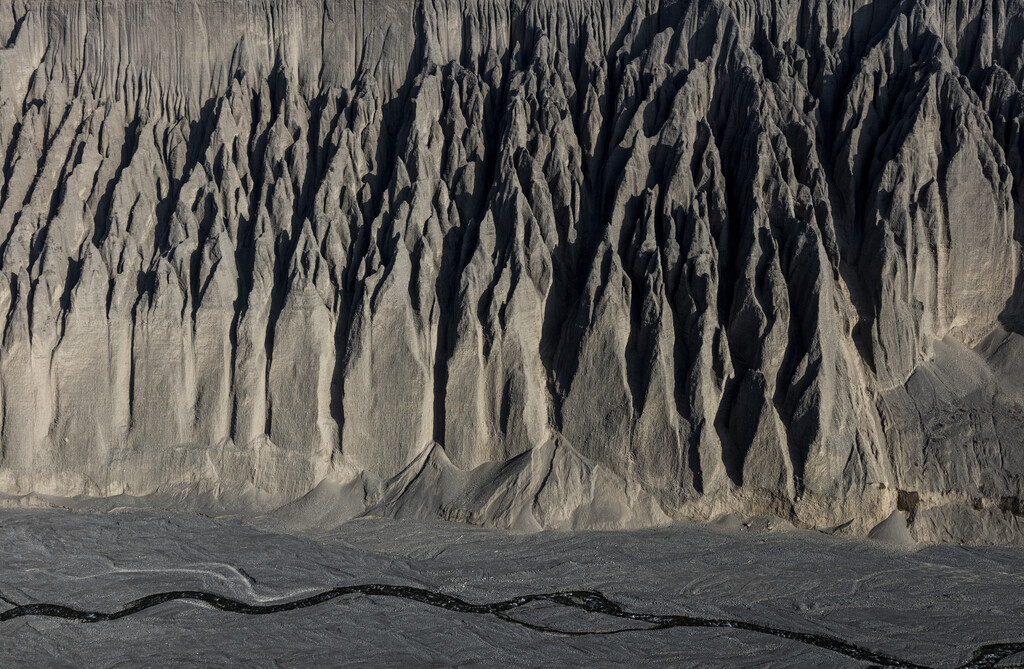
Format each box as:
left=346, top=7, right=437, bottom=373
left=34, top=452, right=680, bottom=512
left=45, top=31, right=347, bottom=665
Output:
left=0, top=0, right=1023, bottom=541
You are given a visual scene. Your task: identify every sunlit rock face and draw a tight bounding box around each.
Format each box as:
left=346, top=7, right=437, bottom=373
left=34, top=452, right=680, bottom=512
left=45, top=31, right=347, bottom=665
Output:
left=0, top=0, right=1022, bottom=542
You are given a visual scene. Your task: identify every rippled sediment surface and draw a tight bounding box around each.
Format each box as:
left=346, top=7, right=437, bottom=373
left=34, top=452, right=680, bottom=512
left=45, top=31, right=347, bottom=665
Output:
left=0, top=508, right=1021, bottom=667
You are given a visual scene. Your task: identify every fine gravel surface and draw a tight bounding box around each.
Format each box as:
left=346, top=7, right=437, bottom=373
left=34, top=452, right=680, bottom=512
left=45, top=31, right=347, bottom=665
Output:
left=0, top=508, right=1021, bottom=667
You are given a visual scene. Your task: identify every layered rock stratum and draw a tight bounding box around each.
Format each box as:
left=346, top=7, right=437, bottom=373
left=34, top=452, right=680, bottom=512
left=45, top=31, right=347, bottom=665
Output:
left=1, top=0, right=1023, bottom=542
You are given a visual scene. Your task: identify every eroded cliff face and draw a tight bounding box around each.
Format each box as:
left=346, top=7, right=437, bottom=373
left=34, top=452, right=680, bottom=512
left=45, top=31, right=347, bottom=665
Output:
left=0, top=0, right=1022, bottom=541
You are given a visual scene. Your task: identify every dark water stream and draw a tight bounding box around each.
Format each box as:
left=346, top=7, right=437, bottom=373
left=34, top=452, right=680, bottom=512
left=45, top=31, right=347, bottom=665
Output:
left=1, top=584, right=1019, bottom=668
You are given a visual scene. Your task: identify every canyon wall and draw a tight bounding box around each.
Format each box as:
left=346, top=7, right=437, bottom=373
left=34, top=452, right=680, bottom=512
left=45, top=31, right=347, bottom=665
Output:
left=1, top=0, right=1023, bottom=540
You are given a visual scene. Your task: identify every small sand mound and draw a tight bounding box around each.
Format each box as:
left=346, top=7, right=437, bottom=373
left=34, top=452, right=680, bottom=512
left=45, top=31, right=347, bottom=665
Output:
left=743, top=516, right=794, bottom=533
left=711, top=514, right=744, bottom=531
left=868, top=511, right=916, bottom=547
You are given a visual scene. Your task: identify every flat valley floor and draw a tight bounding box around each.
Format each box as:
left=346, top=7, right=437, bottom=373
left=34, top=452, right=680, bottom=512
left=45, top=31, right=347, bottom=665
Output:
left=0, top=508, right=1021, bottom=668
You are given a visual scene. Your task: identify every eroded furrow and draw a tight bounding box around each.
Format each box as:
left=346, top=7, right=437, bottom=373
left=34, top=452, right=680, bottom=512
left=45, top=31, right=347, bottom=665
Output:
left=0, top=583, right=1019, bottom=669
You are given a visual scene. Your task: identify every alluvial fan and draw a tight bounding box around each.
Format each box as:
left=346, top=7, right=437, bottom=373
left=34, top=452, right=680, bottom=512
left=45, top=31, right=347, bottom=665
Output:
left=0, top=0, right=1022, bottom=542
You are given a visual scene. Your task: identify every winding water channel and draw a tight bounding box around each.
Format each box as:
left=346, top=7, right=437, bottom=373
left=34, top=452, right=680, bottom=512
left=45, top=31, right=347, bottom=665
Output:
left=1, top=584, right=1019, bottom=668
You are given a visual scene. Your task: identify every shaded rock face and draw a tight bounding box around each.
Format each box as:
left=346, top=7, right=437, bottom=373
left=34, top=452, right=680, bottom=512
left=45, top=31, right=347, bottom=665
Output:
left=0, top=0, right=1023, bottom=541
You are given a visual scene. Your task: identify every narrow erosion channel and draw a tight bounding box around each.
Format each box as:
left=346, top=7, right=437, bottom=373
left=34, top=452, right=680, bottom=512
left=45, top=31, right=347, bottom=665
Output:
left=0, top=584, right=1019, bottom=668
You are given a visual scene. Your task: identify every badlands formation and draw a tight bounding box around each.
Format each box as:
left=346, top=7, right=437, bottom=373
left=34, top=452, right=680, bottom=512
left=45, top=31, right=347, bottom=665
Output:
left=0, top=0, right=1023, bottom=542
